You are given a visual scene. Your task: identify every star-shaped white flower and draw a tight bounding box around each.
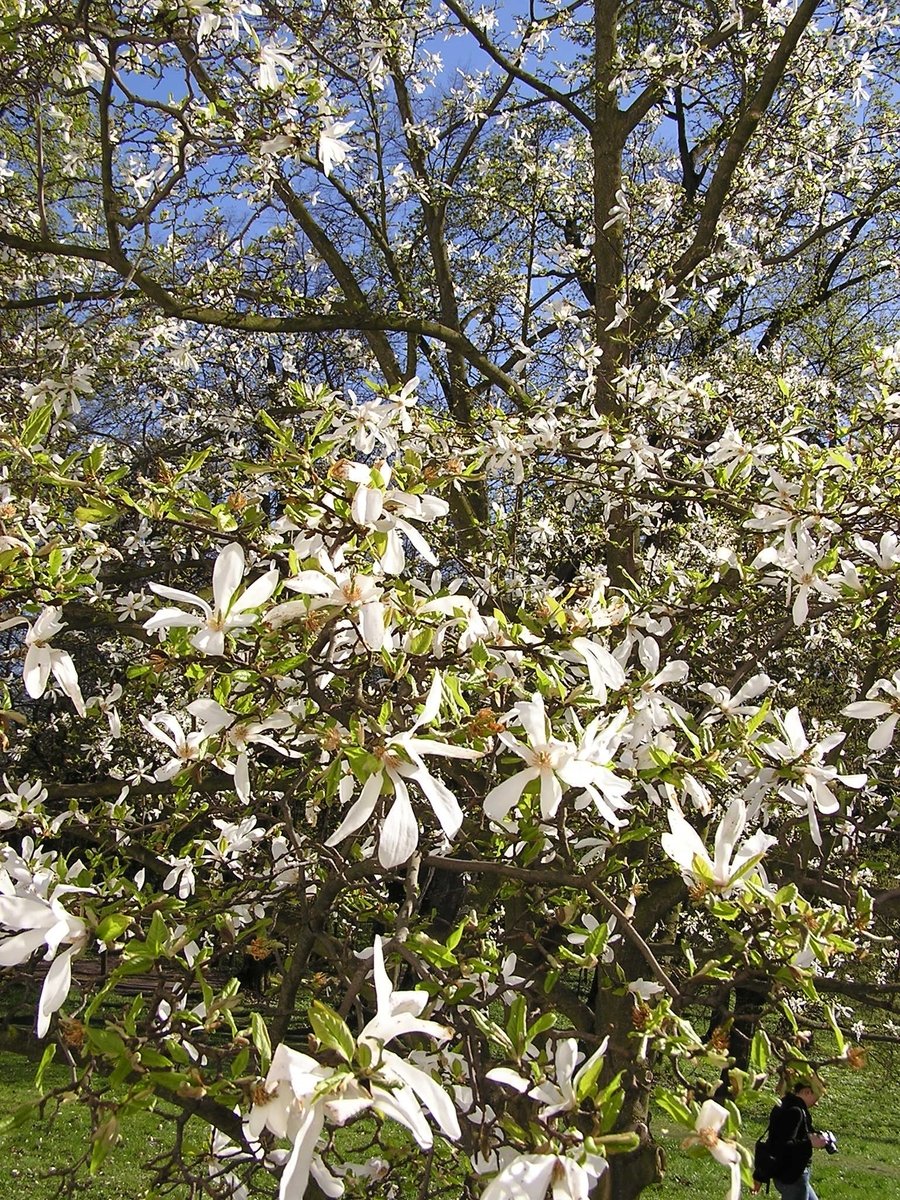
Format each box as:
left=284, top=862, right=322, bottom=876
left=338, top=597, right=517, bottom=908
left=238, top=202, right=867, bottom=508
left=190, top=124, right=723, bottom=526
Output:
left=681, top=1100, right=741, bottom=1200
left=145, top=542, right=278, bottom=656
left=13, top=607, right=86, bottom=716
left=484, top=694, right=629, bottom=826
left=765, top=708, right=866, bottom=845
left=0, top=874, right=89, bottom=1037
left=326, top=673, right=482, bottom=867
left=661, top=797, right=776, bottom=892
left=266, top=560, right=387, bottom=651
left=843, top=671, right=900, bottom=750
left=318, top=119, right=354, bottom=177
left=480, top=1150, right=607, bottom=1200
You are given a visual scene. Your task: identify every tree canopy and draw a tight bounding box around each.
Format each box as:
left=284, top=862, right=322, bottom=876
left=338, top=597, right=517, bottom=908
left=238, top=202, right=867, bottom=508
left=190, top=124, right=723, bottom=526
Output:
left=1, top=2, right=900, bottom=1199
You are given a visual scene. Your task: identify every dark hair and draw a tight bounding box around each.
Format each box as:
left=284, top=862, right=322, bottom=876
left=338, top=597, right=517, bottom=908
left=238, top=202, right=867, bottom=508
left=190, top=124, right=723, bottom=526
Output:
left=793, top=1080, right=816, bottom=1095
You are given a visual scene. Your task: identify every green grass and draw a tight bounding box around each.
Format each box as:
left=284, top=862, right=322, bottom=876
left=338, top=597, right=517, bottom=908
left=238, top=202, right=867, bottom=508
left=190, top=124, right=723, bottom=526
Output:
left=1, top=1048, right=898, bottom=1199
left=0, top=1052, right=198, bottom=1199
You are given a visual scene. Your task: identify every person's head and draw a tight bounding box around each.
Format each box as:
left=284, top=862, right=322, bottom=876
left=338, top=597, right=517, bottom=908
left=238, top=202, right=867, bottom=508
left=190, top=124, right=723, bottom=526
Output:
left=792, top=1079, right=823, bottom=1108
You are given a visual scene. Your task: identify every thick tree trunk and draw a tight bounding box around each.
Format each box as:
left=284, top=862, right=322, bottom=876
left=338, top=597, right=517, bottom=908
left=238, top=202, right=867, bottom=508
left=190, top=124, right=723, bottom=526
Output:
left=597, top=1142, right=666, bottom=1200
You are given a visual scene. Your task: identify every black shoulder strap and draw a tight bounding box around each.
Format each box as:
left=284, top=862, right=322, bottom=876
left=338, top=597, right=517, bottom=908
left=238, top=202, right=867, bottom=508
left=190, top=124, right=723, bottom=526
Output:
left=787, top=1106, right=805, bottom=1143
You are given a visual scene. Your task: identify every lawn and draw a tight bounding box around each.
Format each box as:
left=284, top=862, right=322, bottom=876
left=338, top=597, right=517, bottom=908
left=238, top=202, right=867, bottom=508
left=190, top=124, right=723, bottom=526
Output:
left=0, top=1051, right=196, bottom=1200
left=0, top=1047, right=897, bottom=1198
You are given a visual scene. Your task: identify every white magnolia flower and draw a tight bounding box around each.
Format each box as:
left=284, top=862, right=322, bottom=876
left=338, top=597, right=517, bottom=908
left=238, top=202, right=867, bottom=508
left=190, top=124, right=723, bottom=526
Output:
left=481, top=1150, right=607, bottom=1200
left=854, top=531, right=900, bottom=570
left=681, top=1100, right=741, bottom=1200
left=259, top=133, right=296, bottom=155
left=250, top=938, right=457, bottom=1199
left=570, top=711, right=632, bottom=827
left=247, top=1043, right=339, bottom=1200
left=765, top=708, right=866, bottom=846
left=16, top=607, right=86, bottom=716
left=87, top=683, right=123, bottom=738
left=318, top=119, right=354, bottom=176
left=145, top=542, right=278, bottom=656
left=186, top=698, right=298, bottom=802
left=570, top=636, right=627, bottom=702
left=566, top=913, right=619, bottom=964
left=266, top=561, right=387, bottom=652
left=661, top=797, right=776, bottom=892
left=326, top=674, right=482, bottom=867
left=529, top=1037, right=608, bottom=1119
left=162, top=855, right=196, bottom=898
left=0, top=874, right=89, bottom=1037
left=416, top=590, right=491, bottom=654
left=140, top=706, right=231, bottom=782
left=484, top=694, right=629, bottom=826
left=755, top=528, right=837, bottom=625
left=627, top=978, right=665, bottom=1000
left=631, top=638, right=689, bottom=733
left=358, top=936, right=460, bottom=1147
left=204, top=817, right=265, bottom=865
left=248, top=1043, right=335, bottom=1142
left=344, top=461, right=449, bottom=574
left=698, top=674, right=771, bottom=720
left=843, top=671, right=900, bottom=750
left=257, top=39, right=295, bottom=91
left=0, top=777, right=49, bottom=832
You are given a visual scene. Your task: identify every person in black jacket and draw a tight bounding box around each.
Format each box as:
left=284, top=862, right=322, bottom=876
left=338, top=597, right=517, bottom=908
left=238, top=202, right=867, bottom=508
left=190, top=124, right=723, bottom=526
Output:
left=753, top=1080, right=829, bottom=1199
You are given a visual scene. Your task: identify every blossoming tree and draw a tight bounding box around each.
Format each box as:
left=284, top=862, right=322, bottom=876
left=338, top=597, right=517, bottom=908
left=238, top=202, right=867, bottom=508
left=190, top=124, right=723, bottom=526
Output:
left=1, top=2, right=900, bottom=1199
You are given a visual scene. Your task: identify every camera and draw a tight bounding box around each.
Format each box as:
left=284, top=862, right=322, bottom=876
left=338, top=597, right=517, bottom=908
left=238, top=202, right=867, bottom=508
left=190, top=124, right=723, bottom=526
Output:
left=819, top=1130, right=838, bottom=1155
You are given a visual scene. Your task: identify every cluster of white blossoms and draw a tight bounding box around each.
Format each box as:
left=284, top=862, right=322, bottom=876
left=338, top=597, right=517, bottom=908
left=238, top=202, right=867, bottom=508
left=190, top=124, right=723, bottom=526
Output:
left=3, top=354, right=897, bottom=1200
left=247, top=938, right=459, bottom=1200
left=0, top=842, right=88, bottom=1037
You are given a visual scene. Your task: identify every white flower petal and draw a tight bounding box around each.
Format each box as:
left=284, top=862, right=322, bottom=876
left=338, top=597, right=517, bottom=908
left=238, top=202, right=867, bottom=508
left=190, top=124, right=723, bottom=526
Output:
left=37, top=944, right=78, bottom=1038
left=484, top=768, right=539, bottom=822
left=379, top=779, right=419, bottom=868
left=232, top=568, right=280, bottom=614
left=278, top=1104, right=325, bottom=1200
left=326, top=771, right=383, bottom=846
left=381, top=1051, right=460, bottom=1140
left=213, top=543, right=246, bottom=615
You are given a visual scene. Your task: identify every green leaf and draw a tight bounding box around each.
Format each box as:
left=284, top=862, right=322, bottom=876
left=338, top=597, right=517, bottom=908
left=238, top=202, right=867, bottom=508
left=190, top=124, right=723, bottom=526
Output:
left=231, top=1047, right=251, bottom=1079
left=407, top=628, right=435, bottom=656
left=309, top=1000, right=355, bottom=1063
left=750, top=1031, right=770, bottom=1074
left=526, top=1012, right=558, bottom=1042
left=542, top=968, right=561, bottom=995
left=74, top=498, right=120, bottom=524
left=146, top=909, right=171, bottom=956
left=87, top=1026, right=128, bottom=1057
left=408, top=931, right=457, bottom=968
left=251, top=1012, right=272, bottom=1073
left=825, top=1005, right=845, bottom=1055
left=97, top=913, right=133, bottom=946
left=445, top=918, right=467, bottom=952
left=258, top=409, right=285, bottom=438
left=34, top=1043, right=58, bottom=1094
left=136, top=1047, right=172, bottom=1069
left=175, top=449, right=212, bottom=479
left=745, top=697, right=771, bottom=736
left=654, top=1089, right=694, bottom=1127
left=575, top=1045, right=609, bottom=1104
left=506, top=995, right=527, bottom=1057
left=20, top=402, right=54, bottom=447
left=467, top=1008, right=516, bottom=1057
